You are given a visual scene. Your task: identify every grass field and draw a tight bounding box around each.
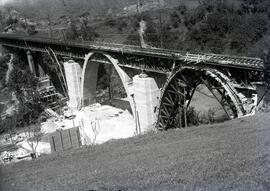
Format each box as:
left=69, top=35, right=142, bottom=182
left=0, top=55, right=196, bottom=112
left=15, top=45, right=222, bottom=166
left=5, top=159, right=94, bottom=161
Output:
left=1, top=112, right=270, bottom=191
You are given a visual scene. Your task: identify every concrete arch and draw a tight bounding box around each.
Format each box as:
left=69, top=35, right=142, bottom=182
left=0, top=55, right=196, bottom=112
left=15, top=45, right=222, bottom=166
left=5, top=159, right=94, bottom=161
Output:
left=80, top=52, right=135, bottom=115
left=156, top=66, right=247, bottom=130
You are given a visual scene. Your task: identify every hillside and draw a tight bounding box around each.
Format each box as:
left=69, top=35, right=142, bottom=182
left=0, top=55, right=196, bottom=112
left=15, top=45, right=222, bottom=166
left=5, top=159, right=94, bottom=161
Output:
left=3, top=0, right=195, bottom=19
left=2, top=0, right=270, bottom=58
left=1, top=112, right=270, bottom=191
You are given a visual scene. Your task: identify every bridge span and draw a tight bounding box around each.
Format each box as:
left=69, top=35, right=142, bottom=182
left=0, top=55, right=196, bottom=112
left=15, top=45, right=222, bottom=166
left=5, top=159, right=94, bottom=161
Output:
left=0, top=34, right=267, bottom=131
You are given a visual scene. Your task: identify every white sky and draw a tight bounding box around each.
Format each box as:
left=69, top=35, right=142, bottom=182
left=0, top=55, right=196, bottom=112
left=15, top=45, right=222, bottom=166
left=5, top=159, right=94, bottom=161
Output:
left=0, top=0, right=15, bottom=6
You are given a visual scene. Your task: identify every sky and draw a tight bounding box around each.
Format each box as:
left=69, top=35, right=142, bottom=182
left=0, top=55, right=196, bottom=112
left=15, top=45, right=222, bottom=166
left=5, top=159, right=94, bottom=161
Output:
left=0, top=0, right=29, bottom=6
left=0, top=0, right=13, bottom=6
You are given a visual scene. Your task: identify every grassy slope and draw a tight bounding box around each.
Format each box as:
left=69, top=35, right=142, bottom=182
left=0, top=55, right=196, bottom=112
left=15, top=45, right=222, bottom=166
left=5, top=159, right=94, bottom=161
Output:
left=1, top=113, right=270, bottom=191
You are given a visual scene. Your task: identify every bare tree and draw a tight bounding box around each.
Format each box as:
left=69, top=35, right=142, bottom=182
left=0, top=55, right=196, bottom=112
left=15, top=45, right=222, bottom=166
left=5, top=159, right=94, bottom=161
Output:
left=24, top=123, right=43, bottom=159
left=90, top=118, right=100, bottom=145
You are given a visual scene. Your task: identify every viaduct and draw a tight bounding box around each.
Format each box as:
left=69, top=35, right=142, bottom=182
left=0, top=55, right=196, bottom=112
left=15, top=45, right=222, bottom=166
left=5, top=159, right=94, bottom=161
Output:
left=0, top=34, right=267, bottom=132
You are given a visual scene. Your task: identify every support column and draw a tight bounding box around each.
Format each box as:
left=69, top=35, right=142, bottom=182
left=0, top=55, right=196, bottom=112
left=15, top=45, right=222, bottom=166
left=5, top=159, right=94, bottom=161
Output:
left=26, top=51, right=36, bottom=76
left=133, top=74, right=160, bottom=133
left=35, top=52, right=46, bottom=77
left=38, top=64, right=46, bottom=77
left=63, top=60, right=82, bottom=109
left=0, top=45, right=3, bottom=57
left=81, top=62, right=99, bottom=106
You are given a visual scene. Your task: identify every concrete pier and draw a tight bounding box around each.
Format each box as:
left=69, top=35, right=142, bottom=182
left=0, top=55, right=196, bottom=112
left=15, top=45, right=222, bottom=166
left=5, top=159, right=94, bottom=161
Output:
left=63, top=60, right=82, bottom=109
left=26, top=51, right=36, bottom=76
left=133, top=74, right=160, bottom=132
left=38, top=64, right=46, bottom=77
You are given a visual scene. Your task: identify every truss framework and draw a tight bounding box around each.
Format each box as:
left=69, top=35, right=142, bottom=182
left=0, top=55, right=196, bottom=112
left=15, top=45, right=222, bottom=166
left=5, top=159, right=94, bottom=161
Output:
left=156, top=66, right=257, bottom=130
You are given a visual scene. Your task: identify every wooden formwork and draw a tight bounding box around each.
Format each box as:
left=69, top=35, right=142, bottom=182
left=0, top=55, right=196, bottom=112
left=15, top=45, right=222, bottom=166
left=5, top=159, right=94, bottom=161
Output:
left=49, top=127, right=81, bottom=153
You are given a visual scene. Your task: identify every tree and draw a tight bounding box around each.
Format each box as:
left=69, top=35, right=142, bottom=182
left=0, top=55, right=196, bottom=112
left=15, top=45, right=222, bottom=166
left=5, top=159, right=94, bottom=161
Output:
left=260, top=38, right=270, bottom=84
left=65, top=19, right=79, bottom=40
left=7, top=66, right=39, bottom=104
left=117, top=20, right=127, bottom=32
left=79, top=18, right=99, bottom=41
left=65, top=18, right=99, bottom=41
left=24, top=123, right=43, bottom=159
left=183, top=5, right=206, bottom=29
left=177, top=4, right=187, bottom=15
left=126, top=32, right=140, bottom=45
left=170, top=11, right=181, bottom=28
left=110, top=67, right=126, bottom=98
left=6, top=57, right=44, bottom=158
left=140, top=13, right=160, bottom=47
left=230, top=14, right=268, bottom=53
left=0, top=55, right=10, bottom=86
left=240, top=0, right=270, bottom=14
left=0, top=115, right=17, bottom=144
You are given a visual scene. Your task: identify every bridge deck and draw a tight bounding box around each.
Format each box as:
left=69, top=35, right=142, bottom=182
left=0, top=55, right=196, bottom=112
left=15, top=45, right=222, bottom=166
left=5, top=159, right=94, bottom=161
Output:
left=0, top=34, right=265, bottom=71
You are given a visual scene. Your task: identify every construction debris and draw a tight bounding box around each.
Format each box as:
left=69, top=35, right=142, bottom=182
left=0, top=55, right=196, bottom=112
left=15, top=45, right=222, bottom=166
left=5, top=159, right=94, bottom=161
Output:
left=0, top=102, right=136, bottom=164
left=58, top=103, right=136, bottom=145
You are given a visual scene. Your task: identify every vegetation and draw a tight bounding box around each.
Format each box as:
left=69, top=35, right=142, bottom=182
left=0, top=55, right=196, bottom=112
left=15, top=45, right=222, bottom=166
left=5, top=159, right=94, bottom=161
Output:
left=0, top=54, right=10, bottom=86
left=0, top=55, right=43, bottom=156
left=187, top=107, right=217, bottom=126
left=124, top=0, right=270, bottom=58
left=2, top=0, right=270, bottom=61
left=0, top=7, right=37, bottom=35
left=3, top=0, right=141, bottom=20
left=65, top=18, right=99, bottom=41
left=96, top=64, right=127, bottom=101
left=125, top=0, right=270, bottom=81
left=0, top=114, right=17, bottom=143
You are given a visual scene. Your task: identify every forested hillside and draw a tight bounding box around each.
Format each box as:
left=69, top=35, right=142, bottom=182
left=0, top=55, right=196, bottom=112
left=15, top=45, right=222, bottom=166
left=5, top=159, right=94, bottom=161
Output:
left=123, top=0, right=270, bottom=58
left=7, top=0, right=138, bottom=19
left=15, top=0, right=268, bottom=58
left=3, top=0, right=188, bottom=19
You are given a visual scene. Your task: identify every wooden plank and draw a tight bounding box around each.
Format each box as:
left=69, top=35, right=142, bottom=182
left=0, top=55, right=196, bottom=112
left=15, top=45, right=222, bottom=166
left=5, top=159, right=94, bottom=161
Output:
left=53, top=132, right=63, bottom=152
left=49, top=136, right=56, bottom=153
left=61, top=130, right=72, bottom=150
left=70, top=127, right=80, bottom=148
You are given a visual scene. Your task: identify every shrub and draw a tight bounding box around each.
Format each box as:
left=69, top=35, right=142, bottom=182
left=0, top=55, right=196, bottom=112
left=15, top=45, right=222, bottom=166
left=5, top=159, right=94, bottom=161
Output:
left=117, top=20, right=127, bottom=32
left=187, top=106, right=200, bottom=126
left=105, top=18, right=117, bottom=27
left=170, top=11, right=181, bottom=28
